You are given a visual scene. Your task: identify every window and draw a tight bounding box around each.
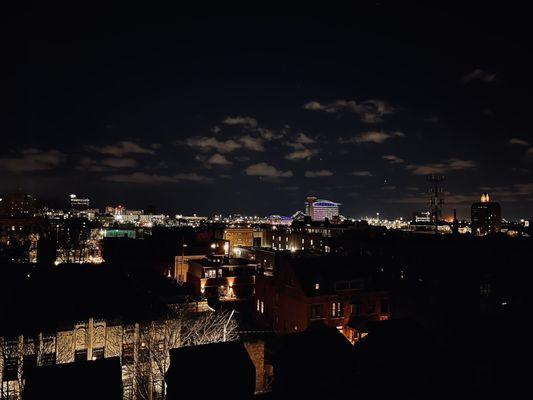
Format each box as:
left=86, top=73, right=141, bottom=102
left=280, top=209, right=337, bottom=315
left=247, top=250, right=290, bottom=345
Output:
left=331, top=301, right=343, bottom=318
left=139, top=345, right=149, bottom=363
left=310, top=239, right=314, bottom=245
left=41, top=352, right=56, bottom=366
left=23, top=354, right=37, bottom=376
left=311, top=304, right=324, bottom=319
left=380, top=299, right=389, bottom=314
left=205, top=269, right=216, bottom=278
left=350, top=280, right=364, bottom=289
left=325, top=245, right=331, bottom=253
left=256, top=299, right=261, bottom=312
left=124, top=325, right=135, bottom=336
left=480, top=283, right=491, bottom=296
left=260, top=301, right=264, bottom=314
left=92, top=347, right=104, bottom=360
left=351, top=303, right=361, bottom=315
left=122, top=343, right=134, bottom=365
left=334, top=281, right=349, bottom=291
left=123, top=380, right=134, bottom=400
left=75, top=349, right=88, bottom=362
left=315, top=283, right=320, bottom=290
left=367, top=303, right=376, bottom=314
left=2, top=356, right=18, bottom=381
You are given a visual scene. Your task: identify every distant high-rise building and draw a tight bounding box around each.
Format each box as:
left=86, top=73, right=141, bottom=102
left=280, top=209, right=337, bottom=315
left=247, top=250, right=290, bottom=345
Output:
left=305, top=196, right=340, bottom=221
left=69, top=194, right=90, bottom=211
left=471, top=193, right=501, bottom=235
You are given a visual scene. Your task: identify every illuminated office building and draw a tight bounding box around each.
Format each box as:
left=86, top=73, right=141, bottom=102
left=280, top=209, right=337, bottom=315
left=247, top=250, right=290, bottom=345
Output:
left=69, top=194, right=90, bottom=211
left=471, top=193, right=501, bottom=235
left=305, top=196, right=341, bottom=221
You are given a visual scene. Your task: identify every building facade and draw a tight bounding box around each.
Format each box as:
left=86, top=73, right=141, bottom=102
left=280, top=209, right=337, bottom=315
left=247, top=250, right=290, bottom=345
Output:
left=254, top=254, right=390, bottom=343
left=471, top=193, right=502, bottom=235
left=305, top=197, right=341, bottom=221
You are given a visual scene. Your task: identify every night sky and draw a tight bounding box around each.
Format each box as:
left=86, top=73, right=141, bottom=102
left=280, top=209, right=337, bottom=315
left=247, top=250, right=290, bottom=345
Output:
left=5, top=5, right=533, bottom=219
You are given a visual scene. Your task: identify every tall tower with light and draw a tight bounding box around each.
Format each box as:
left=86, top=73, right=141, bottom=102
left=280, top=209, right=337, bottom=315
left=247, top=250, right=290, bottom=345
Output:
left=427, top=174, right=445, bottom=233
left=471, top=193, right=502, bottom=235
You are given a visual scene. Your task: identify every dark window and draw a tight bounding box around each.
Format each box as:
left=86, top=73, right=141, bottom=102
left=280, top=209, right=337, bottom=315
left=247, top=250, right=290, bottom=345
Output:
left=41, top=352, right=56, bottom=366
left=381, top=299, right=389, bottom=314
left=122, top=343, right=134, bottom=365
left=92, top=347, right=105, bottom=360
left=334, top=281, right=349, bottom=291
left=124, top=325, right=135, bottom=335
left=311, top=304, right=324, bottom=319
left=75, top=349, right=88, bottom=362
left=367, top=303, right=376, bottom=314
left=480, top=283, right=491, bottom=296
left=2, top=356, right=18, bottom=381
left=350, top=280, right=364, bottom=289
left=23, top=354, right=37, bottom=376
left=351, top=303, right=361, bottom=315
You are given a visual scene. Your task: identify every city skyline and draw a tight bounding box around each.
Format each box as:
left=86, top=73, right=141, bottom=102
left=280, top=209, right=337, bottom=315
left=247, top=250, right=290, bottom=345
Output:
left=5, top=5, right=533, bottom=219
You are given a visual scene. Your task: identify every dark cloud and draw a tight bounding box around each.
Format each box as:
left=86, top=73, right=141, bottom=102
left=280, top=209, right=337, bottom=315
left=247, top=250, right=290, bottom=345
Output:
left=104, top=172, right=212, bottom=184
left=91, top=141, right=156, bottom=157
left=509, top=138, right=529, bottom=146
left=406, top=159, right=478, bottom=175
left=340, top=131, right=405, bottom=145
left=382, top=154, right=404, bottom=164
left=101, top=158, right=138, bottom=168
left=352, top=171, right=373, bottom=177
left=304, top=170, right=333, bottom=178
left=222, top=116, right=258, bottom=128
left=304, top=99, right=395, bottom=123
left=0, top=149, right=66, bottom=172
left=461, top=68, right=497, bottom=84
left=244, top=163, right=293, bottom=178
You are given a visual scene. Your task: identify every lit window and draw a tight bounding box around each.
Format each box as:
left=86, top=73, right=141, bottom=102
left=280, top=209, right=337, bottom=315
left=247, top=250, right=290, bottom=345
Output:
left=310, top=239, right=314, bottom=245
left=260, top=301, right=264, bottom=314
left=256, top=299, right=261, bottom=312
left=331, top=301, right=343, bottom=318
left=315, top=283, right=320, bottom=290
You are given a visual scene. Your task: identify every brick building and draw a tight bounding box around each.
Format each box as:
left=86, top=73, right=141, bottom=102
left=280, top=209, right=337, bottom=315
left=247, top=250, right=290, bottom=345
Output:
left=254, top=253, right=390, bottom=342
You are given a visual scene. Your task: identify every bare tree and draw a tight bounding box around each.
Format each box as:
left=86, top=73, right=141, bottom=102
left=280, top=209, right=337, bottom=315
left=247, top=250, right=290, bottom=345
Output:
left=112, top=308, right=238, bottom=400
left=179, top=308, right=238, bottom=347
left=0, top=336, right=23, bottom=400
